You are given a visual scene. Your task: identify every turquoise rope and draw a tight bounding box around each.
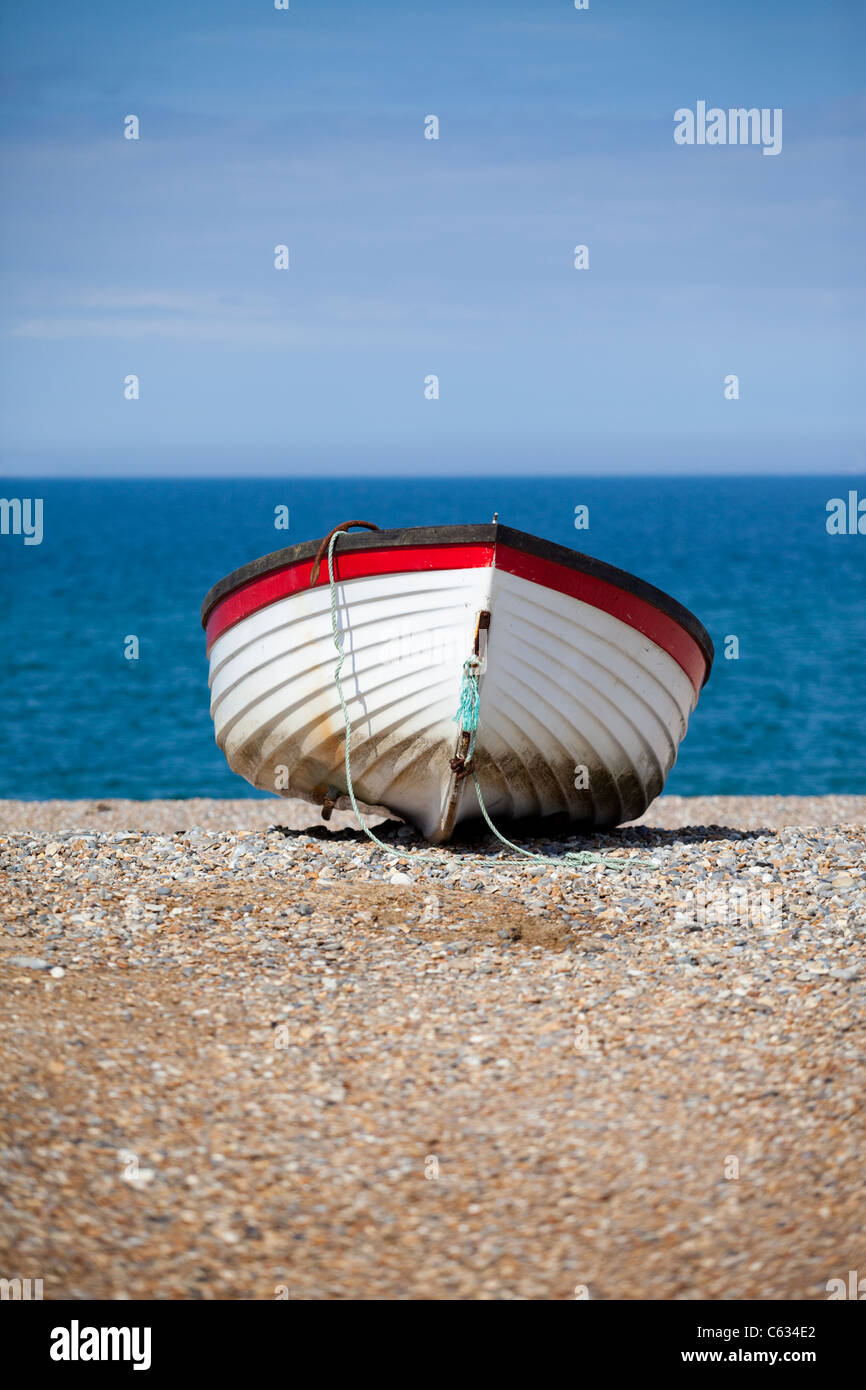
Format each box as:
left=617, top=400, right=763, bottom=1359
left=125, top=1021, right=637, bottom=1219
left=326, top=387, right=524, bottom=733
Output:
left=454, top=656, right=482, bottom=731
left=327, top=531, right=420, bottom=861
left=327, top=530, right=645, bottom=872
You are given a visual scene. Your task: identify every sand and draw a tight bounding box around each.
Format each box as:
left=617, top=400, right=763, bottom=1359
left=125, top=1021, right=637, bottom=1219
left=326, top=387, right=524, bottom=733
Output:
left=1, top=794, right=864, bottom=1300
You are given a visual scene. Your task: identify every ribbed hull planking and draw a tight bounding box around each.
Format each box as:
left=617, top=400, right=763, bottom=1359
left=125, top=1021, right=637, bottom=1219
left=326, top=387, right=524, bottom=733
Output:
left=202, top=524, right=712, bottom=842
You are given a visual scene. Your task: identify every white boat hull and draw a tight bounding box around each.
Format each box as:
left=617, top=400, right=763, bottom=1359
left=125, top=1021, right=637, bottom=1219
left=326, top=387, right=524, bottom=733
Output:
left=203, top=525, right=712, bottom=841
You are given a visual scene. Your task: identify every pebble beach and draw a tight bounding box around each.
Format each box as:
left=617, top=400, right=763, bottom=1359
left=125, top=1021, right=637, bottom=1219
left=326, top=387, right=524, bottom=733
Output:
left=1, top=794, right=864, bottom=1300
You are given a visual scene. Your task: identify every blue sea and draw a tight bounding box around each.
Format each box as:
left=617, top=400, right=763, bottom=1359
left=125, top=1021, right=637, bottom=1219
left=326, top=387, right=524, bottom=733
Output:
left=1, top=476, right=864, bottom=800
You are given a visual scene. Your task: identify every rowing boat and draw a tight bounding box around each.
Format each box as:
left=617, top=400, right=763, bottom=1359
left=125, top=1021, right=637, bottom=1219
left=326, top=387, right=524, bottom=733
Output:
left=201, top=521, right=713, bottom=842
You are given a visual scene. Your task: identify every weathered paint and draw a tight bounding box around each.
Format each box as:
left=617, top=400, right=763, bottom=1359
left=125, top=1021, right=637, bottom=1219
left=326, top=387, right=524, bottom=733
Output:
left=205, top=552, right=702, bottom=841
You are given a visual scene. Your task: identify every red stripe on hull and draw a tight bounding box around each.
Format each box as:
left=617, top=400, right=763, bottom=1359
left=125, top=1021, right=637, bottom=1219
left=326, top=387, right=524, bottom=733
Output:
left=494, top=545, right=706, bottom=695
left=205, top=539, right=707, bottom=693
left=204, top=543, right=495, bottom=649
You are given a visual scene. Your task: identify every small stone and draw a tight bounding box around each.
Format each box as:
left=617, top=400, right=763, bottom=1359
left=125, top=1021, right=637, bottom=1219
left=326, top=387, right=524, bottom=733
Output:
left=122, top=1168, right=156, bottom=1188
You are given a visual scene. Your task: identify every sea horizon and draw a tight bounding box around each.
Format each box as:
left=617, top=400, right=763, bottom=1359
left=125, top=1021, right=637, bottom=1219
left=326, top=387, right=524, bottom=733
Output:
left=3, top=469, right=865, bottom=479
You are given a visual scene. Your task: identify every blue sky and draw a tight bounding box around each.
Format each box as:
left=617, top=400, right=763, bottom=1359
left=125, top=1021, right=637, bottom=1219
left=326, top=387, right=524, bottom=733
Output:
left=1, top=0, right=863, bottom=474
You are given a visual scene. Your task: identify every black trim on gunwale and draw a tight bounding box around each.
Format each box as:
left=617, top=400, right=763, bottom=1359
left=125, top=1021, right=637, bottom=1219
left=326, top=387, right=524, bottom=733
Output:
left=201, top=522, right=714, bottom=683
